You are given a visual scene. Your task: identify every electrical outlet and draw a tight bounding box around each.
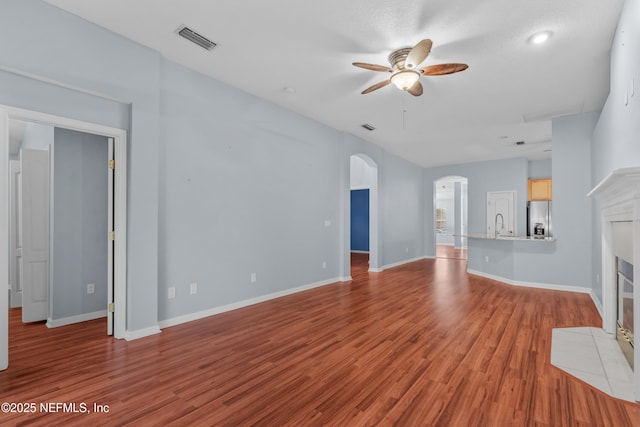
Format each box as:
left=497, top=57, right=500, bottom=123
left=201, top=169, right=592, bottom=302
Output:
left=190, top=282, right=197, bottom=295
left=87, top=283, right=95, bottom=294
left=168, top=287, right=176, bottom=299
left=322, top=261, right=327, bottom=269
left=485, top=255, right=489, bottom=263
left=405, top=247, right=409, bottom=253
left=250, top=273, right=257, bottom=283
left=324, top=220, right=331, bottom=227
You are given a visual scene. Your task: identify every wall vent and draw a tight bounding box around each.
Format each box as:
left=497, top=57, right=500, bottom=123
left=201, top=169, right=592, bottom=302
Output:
left=177, top=25, right=217, bottom=51
left=361, top=124, right=375, bottom=131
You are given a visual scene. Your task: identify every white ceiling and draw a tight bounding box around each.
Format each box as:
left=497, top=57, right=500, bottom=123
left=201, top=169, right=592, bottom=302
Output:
left=44, top=0, right=623, bottom=168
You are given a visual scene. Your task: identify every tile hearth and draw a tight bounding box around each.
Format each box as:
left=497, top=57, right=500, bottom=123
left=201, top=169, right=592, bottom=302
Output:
left=551, top=327, right=634, bottom=402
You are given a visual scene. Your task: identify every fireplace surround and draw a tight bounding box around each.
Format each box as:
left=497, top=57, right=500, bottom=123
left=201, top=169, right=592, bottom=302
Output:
left=589, top=167, right=640, bottom=401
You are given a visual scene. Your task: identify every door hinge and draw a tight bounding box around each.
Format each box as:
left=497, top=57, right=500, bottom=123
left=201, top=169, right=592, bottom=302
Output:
left=108, top=231, right=115, bottom=241
left=108, top=159, right=115, bottom=170
left=108, top=303, right=115, bottom=313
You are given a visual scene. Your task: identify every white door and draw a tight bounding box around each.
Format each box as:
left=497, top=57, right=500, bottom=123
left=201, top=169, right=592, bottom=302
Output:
left=107, top=138, right=114, bottom=335
left=9, top=160, right=22, bottom=308
left=487, top=191, right=515, bottom=236
left=20, top=149, right=50, bottom=323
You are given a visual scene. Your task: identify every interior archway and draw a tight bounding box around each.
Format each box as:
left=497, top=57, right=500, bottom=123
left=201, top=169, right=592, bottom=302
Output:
left=349, top=154, right=379, bottom=273
left=434, top=176, right=468, bottom=260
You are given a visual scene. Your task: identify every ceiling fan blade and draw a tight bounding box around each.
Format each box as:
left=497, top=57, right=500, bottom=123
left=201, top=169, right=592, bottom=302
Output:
left=361, top=79, right=391, bottom=94
left=405, top=39, right=433, bottom=69
left=352, top=62, right=393, bottom=73
left=420, top=63, right=469, bottom=76
left=406, top=80, right=423, bottom=96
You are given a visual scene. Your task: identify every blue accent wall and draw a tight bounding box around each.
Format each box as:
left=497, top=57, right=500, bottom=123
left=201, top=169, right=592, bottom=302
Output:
left=351, top=189, right=369, bottom=251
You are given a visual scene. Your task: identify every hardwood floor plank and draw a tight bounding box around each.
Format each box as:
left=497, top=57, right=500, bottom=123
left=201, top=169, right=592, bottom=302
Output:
left=1, top=254, right=639, bottom=425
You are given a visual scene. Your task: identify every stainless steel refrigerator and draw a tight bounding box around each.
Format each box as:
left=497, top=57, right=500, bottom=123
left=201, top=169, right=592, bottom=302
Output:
left=527, top=201, right=552, bottom=238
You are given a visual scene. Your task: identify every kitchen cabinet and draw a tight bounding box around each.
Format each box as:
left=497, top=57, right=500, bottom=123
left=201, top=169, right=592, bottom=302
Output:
left=528, top=178, right=552, bottom=201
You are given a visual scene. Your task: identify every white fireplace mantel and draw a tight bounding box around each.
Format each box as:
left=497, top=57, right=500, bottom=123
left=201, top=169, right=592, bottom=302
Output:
left=588, top=166, right=640, bottom=401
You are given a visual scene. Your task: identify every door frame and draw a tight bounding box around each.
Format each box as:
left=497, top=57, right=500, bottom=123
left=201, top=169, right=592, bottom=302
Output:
left=1, top=106, right=128, bottom=369
left=9, top=159, right=21, bottom=308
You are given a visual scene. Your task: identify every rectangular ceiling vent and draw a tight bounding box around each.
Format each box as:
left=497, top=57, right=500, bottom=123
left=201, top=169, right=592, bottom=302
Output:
left=361, top=124, right=375, bottom=131
left=177, top=25, right=217, bottom=51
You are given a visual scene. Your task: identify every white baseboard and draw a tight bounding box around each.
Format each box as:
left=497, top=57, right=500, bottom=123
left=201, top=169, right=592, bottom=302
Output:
left=46, top=310, right=107, bottom=328
left=340, top=276, right=353, bottom=282
left=467, top=269, right=591, bottom=294
left=382, top=256, right=430, bottom=270
left=124, top=326, right=162, bottom=341
left=158, top=277, right=342, bottom=330
left=368, top=268, right=383, bottom=273
left=590, top=291, right=604, bottom=320
left=350, top=250, right=370, bottom=254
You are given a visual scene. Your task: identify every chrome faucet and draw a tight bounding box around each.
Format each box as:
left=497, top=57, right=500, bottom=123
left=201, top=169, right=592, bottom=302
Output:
left=494, top=213, right=504, bottom=237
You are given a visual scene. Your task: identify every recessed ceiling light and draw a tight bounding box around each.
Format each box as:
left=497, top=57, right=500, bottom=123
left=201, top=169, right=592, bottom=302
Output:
left=528, top=31, right=552, bottom=45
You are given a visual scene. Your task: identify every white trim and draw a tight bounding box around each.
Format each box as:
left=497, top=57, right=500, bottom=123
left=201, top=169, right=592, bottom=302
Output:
left=46, top=310, right=107, bottom=328
left=368, top=268, right=383, bottom=273
left=350, top=250, right=370, bottom=254
left=0, top=105, right=128, bottom=349
left=382, top=256, right=430, bottom=270
left=467, top=269, right=591, bottom=294
left=0, top=110, right=8, bottom=370
left=124, top=326, right=162, bottom=341
left=339, top=276, right=353, bottom=282
left=589, top=166, right=640, bottom=401
left=590, top=291, right=604, bottom=320
left=0, top=64, right=130, bottom=105
left=159, top=277, right=343, bottom=330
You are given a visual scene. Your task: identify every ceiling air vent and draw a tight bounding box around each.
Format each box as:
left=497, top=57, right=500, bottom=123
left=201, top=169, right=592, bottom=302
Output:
left=177, top=25, right=217, bottom=51
left=361, top=124, right=375, bottom=131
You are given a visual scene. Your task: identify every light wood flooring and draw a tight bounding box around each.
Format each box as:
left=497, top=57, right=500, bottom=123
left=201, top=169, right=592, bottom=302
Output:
left=1, top=254, right=639, bottom=426
left=436, top=244, right=468, bottom=260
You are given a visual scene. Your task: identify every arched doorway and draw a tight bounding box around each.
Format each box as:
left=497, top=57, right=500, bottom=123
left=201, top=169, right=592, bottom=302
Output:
left=434, top=176, right=468, bottom=260
left=349, top=154, right=379, bottom=274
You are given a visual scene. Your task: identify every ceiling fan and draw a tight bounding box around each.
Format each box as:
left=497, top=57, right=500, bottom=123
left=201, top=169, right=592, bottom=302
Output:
left=353, top=39, right=468, bottom=96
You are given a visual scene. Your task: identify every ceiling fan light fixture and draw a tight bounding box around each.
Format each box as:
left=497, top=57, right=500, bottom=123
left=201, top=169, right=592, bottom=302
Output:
left=391, top=70, right=420, bottom=91
left=529, top=30, right=552, bottom=45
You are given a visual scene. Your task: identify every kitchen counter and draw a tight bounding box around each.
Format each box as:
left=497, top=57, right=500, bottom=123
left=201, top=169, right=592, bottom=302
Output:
left=462, top=233, right=555, bottom=242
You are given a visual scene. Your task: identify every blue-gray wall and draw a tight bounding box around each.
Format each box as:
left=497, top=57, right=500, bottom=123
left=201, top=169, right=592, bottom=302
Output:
left=2, top=0, right=631, bottom=332
left=591, top=0, right=640, bottom=304
left=528, top=159, right=552, bottom=179
left=0, top=2, right=429, bottom=327
left=1, top=0, right=159, bottom=332
left=51, top=128, right=108, bottom=320
left=425, top=158, right=529, bottom=257
left=158, top=60, right=346, bottom=320
left=424, top=114, right=595, bottom=290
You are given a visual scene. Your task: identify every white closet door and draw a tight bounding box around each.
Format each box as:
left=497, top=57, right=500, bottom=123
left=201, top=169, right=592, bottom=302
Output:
left=21, top=149, right=50, bottom=323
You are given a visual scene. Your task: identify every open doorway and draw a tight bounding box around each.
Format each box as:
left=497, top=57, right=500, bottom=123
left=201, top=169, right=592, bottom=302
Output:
left=349, top=154, right=379, bottom=276
left=1, top=106, right=128, bottom=370
left=435, top=176, right=468, bottom=260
